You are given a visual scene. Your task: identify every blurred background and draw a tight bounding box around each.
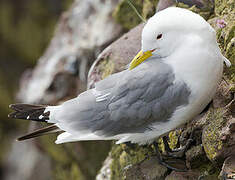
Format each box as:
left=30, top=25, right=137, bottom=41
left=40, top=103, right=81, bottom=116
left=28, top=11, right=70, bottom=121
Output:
left=0, top=0, right=73, bottom=179
left=0, top=0, right=123, bottom=179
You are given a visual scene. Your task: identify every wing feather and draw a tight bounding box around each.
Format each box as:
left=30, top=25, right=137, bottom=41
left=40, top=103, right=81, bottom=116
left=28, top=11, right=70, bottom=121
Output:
left=56, top=60, right=191, bottom=137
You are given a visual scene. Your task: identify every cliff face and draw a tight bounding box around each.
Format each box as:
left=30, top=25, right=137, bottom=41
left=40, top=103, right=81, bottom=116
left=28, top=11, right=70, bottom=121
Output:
left=8, top=0, right=235, bottom=179
left=90, top=1, right=235, bottom=179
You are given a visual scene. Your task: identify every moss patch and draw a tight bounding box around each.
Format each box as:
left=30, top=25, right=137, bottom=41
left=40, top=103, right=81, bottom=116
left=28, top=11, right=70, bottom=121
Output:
left=98, top=58, right=115, bottom=80
left=168, top=129, right=182, bottom=150
left=113, top=0, right=159, bottom=30
left=210, top=0, right=235, bottom=77
left=214, top=0, right=235, bottom=16
left=110, top=143, right=154, bottom=179
left=202, top=108, right=226, bottom=162
left=176, top=3, right=214, bottom=20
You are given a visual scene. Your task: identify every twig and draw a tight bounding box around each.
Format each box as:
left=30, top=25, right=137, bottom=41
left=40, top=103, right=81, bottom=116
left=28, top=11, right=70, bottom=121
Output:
left=126, top=0, right=146, bottom=23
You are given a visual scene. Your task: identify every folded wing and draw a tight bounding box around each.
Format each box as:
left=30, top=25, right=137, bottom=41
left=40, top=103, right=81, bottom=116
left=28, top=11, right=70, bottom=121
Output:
left=55, top=60, right=191, bottom=138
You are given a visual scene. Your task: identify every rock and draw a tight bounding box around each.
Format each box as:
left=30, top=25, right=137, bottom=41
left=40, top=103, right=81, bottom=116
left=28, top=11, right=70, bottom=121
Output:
left=87, top=23, right=144, bottom=89
left=17, top=0, right=123, bottom=104
left=202, top=108, right=227, bottom=162
left=176, top=0, right=214, bottom=20
left=165, top=171, right=200, bottom=180
left=124, top=156, right=168, bottom=180
left=92, top=0, right=234, bottom=179
left=158, top=0, right=214, bottom=12
left=209, top=0, right=235, bottom=76
left=201, top=2, right=235, bottom=163
left=219, top=117, right=235, bottom=159
left=157, top=0, right=175, bottom=12
left=185, top=145, right=207, bottom=169
left=96, top=156, right=113, bottom=180
left=220, top=156, right=235, bottom=180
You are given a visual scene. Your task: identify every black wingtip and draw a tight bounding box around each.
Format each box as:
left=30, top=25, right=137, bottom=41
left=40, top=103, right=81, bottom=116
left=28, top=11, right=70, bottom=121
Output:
left=17, top=134, right=32, bottom=141
left=16, top=125, right=60, bottom=141
left=8, top=103, right=49, bottom=122
left=8, top=112, right=16, bottom=118
left=17, top=136, right=29, bottom=141
left=17, top=136, right=30, bottom=141
left=9, top=104, right=21, bottom=111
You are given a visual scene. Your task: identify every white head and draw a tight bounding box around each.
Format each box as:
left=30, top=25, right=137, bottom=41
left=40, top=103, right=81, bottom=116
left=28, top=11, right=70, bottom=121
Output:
left=142, top=7, right=215, bottom=58
left=129, top=7, right=230, bottom=70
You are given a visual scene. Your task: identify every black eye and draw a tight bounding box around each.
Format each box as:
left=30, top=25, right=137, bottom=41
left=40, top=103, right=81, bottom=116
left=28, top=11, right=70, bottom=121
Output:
left=156, top=34, right=162, bottom=39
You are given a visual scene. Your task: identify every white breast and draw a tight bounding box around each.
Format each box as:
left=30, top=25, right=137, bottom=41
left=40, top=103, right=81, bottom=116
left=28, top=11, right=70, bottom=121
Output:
left=165, top=37, right=224, bottom=126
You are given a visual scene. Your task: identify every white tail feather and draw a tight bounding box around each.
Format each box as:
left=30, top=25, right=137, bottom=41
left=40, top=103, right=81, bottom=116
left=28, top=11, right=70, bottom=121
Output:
left=55, top=132, right=116, bottom=144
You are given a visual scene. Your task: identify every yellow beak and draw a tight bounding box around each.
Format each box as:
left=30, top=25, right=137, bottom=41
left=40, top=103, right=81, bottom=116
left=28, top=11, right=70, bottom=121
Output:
left=129, top=50, right=153, bottom=70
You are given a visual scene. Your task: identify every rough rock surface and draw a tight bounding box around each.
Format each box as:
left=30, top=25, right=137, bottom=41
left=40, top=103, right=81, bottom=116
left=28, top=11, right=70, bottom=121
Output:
left=91, top=0, right=234, bottom=179
left=88, top=23, right=144, bottom=89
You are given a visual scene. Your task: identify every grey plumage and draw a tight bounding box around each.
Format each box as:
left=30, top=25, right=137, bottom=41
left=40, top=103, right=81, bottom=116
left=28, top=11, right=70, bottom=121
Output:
left=55, top=59, right=191, bottom=136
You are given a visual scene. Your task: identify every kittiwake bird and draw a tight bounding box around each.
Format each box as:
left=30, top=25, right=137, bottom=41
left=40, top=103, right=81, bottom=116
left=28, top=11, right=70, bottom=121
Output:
left=9, top=7, right=231, bottom=149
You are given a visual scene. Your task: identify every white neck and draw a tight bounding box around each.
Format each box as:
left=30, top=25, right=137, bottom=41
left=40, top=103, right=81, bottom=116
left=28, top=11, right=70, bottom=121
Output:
left=165, top=35, right=223, bottom=110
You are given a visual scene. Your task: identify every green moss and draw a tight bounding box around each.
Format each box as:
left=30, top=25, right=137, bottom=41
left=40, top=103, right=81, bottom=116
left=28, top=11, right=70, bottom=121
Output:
left=142, top=0, right=159, bottom=19
left=214, top=14, right=234, bottom=77
left=226, top=37, right=235, bottom=76
left=157, top=138, right=165, bottom=153
left=176, top=3, right=214, bottom=20
left=214, top=0, right=235, bottom=15
left=113, top=0, right=159, bottom=30
left=107, top=0, right=234, bottom=179
left=157, top=130, right=181, bottom=154
left=110, top=143, right=154, bottom=179
left=197, top=163, right=220, bottom=180
left=224, top=24, right=235, bottom=45
left=208, top=0, right=234, bottom=76
left=113, top=0, right=143, bottom=30
left=202, top=108, right=226, bottom=162
left=225, top=22, right=235, bottom=76
left=98, top=58, right=115, bottom=80
left=168, top=130, right=181, bottom=150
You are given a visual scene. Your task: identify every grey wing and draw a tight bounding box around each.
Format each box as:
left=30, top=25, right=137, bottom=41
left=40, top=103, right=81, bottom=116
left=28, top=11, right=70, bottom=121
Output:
left=56, top=61, right=191, bottom=136
left=96, top=61, right=191, bottom=136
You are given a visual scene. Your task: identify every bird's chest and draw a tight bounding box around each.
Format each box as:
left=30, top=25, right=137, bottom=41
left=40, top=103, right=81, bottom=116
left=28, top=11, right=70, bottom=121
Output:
left=166, top=51, right=223, bottom=115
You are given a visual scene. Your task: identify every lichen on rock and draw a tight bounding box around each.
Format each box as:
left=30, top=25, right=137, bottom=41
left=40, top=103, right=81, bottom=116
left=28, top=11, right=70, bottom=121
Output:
left=202, top=108, right=225, bottom=162
left=94, top=0, right=235, bottom=179
left=112, top=0, right=159, bottom=30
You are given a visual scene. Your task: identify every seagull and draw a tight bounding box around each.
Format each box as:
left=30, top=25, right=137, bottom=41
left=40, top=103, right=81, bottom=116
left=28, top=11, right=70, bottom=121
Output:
left=9, top=7, right=231, bottom=147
